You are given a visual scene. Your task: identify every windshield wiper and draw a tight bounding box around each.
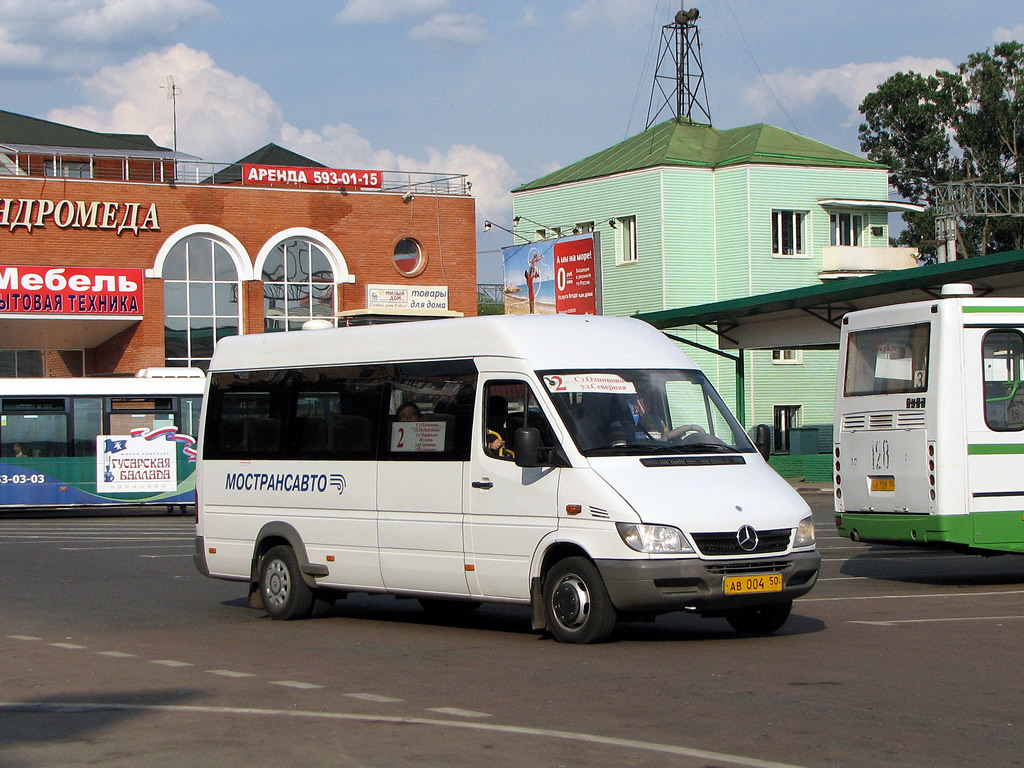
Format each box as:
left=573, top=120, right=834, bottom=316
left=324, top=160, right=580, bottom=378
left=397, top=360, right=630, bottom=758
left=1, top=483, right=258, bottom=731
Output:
left=668, top=442, right=738, bottom=453
left=585, top=443, right=690, bottom=456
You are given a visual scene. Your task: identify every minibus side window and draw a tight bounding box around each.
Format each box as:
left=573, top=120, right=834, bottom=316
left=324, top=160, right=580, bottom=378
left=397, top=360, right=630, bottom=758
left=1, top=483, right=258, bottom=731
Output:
left=384, top=360, right=476, bottom=461
left=982, top=330, right=1024, bottom=431
left=483, top=381, right=555, bottom=461
left=289, top=366, right=383, bottom=460
left=205, top=370, right=288, bottom=459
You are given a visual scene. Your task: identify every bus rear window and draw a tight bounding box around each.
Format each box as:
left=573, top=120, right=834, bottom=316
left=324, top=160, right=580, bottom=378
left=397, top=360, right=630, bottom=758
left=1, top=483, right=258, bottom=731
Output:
left=844, top=323, right=930, bottom=397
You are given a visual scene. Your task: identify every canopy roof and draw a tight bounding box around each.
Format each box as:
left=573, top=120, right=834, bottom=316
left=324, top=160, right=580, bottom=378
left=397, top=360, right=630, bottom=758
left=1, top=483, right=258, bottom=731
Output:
left=635, top=249, right=1024, bottom=350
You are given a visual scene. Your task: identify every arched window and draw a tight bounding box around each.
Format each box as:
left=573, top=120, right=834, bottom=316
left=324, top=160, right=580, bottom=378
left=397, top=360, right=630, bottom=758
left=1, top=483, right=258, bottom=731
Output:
left=162, top=237, right=241, bottom=369
left=262, top=239, right=336, bottom=332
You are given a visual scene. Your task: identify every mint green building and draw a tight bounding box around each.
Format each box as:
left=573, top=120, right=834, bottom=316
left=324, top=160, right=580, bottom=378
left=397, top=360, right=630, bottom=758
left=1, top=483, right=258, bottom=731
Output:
left=511, top=119, right=920, bottom=466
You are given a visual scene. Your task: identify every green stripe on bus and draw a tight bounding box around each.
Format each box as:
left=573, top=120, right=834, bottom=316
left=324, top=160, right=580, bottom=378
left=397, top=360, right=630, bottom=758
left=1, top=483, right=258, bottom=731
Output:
left=963, top=305, right=1024, bottom=313
left=968, top=443, right=1024, bottom=455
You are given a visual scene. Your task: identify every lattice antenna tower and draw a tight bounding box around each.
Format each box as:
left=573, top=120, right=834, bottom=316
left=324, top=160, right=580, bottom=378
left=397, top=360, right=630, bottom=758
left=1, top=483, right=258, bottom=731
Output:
left=646, top=7, right=711, bottom=129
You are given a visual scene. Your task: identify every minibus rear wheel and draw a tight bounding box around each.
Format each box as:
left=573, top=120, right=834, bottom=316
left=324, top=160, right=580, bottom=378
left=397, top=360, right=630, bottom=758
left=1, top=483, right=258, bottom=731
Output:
left=725, top=600, right=792, bottom=635
left=543, top=557, right=617, bottom=644
left=259, top=545, right=314, bottom=620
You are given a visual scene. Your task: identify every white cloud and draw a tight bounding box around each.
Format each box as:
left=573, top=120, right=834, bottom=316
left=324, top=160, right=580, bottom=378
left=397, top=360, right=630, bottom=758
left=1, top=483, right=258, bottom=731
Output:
left=43, top=43, right=516, bottom=225
left=334, top=0, right=450, bottom=25
left=409, top=13, right=487, bottom=46
left=52, top=0, right=217, bottom=44
left=0, top=24, right=44, bottom=67
left=0, top=0, right=216, bottom=47
left=743, top=56, right=954, bottom=123
left=994, top=23, right=1024, bottom=43
left=47, top=44, right=283, bottom=161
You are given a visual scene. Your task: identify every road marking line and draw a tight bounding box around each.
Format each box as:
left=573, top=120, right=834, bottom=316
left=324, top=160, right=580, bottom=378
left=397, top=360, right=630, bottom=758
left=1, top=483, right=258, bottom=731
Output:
left=0, top=701, right=808, bottom=768
left=208, top=669, right=256, bottom=678
left=48, top=642, right=85, bottom=649
left=804, top=589, right=1024, bottom=602
left=271, top=680, right=323, bottom=689
left=427, top=707, right=491, bottom=718
left=851, top=615, right=1024, bottom=626
left=7, top=635, right=40, bottom=641
left=96, top=651, right=136, bottom=658
left=345, top=693, right=403, bottom=703
left=150, top=659, right=194, bottom=667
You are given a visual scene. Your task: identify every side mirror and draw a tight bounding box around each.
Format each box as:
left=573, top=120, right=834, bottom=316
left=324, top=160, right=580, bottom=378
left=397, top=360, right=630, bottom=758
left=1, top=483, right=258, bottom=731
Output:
left=513, top=427, right=542, bottom=468
left=754, top=424, right=771, bottom=461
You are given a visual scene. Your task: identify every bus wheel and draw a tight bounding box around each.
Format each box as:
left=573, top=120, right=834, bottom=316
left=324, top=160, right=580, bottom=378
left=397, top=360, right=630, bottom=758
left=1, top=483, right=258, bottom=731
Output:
left=259, top=545, right=314, bottom=620
left=543, top=557, right=617, bottom=644
left=725, top=600, right=792, bottom=635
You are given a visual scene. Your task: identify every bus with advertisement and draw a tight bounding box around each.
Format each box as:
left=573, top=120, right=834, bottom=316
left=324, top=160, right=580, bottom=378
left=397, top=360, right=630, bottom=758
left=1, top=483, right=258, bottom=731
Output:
left=834, top=283, right=1024, bottom=554
left=0, top=368, right=203, bottom=511
left=194, top=314, right=819, bottom=643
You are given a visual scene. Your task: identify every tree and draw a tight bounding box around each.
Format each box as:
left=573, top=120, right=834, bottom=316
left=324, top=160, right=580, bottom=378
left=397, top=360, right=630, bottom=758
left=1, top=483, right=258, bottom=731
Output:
left=859, top=41, right=1024, bottom=259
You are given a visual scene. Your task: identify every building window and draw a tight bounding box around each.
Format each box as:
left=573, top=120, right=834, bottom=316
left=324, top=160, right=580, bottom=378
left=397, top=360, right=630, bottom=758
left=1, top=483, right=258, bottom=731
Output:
left=0, top=350, right=43, bottom=377
left=393, top=237, right=425, bottom=277
left=0, top=351, right=84, bottom=377
left=830, top=213, right=863, bottom=246
left=44, top=159, right=90, bottom=178
left=771, top=349, right=802, bottom=365
left=262, top=239, right=336, bottom=332
left=615, top=216, right=637, bottom=263
left=574, top=221, right=595, bottom=234
left=773, top=405, right=801, bottom=453
left=771, top=210, right=805, bottom=256
left=162, top=237, right=241, bottom=370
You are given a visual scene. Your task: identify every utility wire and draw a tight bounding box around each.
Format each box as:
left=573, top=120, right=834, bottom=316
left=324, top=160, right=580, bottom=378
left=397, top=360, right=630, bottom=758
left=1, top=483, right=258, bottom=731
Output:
left=721, top=0, right=800, bottom=134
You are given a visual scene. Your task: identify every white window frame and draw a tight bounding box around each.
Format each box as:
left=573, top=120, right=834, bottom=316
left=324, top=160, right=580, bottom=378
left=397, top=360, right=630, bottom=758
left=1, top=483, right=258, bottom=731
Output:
left=771, top=349, right=802, bottom=365
left=830, top=212, right=863, bottom=246
left=616, top=215, right=637, bottom=264
left=771, top=210, right=807, bottom=257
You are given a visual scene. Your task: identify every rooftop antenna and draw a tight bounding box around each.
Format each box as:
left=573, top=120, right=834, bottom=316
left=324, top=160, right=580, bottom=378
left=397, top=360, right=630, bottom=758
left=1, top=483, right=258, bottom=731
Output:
left=645, top=6, right=711, bottom=129
left=161, top=75, right=182, bottom=155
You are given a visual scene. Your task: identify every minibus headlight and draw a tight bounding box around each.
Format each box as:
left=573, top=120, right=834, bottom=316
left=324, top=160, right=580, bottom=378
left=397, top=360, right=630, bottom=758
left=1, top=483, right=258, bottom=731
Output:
left=616, top=523, right=694, bottom=554
left=793, top=516, right=815, bottom=548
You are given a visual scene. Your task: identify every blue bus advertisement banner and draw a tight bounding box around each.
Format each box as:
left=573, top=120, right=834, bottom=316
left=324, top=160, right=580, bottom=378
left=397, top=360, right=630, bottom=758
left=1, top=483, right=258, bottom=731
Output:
left=501, top=232, right=600, bottom=315
left=0, top=425, right=196, bottom=507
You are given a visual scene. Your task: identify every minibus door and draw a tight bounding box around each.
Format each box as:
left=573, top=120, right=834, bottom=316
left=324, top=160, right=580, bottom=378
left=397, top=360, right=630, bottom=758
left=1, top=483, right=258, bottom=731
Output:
left=466, top=378, right=561, bottom=599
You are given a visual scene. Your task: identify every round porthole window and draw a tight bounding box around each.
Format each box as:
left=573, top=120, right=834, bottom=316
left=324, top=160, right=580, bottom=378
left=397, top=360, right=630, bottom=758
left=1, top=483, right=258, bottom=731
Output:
left=392, top=237, right=425, bottom=277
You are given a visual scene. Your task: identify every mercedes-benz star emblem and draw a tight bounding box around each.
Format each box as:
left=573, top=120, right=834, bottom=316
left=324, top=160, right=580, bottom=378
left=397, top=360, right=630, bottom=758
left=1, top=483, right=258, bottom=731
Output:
left=736, top=524, right=759, bottom=552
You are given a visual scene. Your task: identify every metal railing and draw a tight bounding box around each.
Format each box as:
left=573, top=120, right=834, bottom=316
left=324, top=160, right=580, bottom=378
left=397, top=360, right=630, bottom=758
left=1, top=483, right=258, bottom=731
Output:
left=0, top=150, right=471, bottom=196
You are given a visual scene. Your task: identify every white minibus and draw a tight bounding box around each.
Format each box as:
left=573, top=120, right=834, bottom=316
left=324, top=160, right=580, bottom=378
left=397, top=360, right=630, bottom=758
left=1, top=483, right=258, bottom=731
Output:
left=834, top=283, right=1024, bottom=554
left=194, top=314, right=819, bottom=643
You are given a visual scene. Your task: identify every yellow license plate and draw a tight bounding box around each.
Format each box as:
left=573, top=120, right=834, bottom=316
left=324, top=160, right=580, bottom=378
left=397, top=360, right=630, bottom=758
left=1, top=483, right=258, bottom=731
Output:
left=723, top=573, right=783, bottom=595
left=870, top=477, right=895, bottom=492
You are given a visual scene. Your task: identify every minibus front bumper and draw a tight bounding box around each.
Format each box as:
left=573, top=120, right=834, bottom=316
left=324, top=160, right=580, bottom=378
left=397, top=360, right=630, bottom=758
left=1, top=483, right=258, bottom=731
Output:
left=595, top=550, right=820, bottom=615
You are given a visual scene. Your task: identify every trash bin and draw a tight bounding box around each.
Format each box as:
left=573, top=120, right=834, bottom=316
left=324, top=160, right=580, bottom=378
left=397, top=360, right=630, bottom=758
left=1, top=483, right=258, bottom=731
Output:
left=789, top=427, right=818, bottom=455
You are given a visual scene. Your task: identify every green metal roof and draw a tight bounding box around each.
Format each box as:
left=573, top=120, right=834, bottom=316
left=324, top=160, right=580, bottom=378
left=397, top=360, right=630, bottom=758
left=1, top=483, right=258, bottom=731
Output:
left=514, top=119, right=884, bottom=192
left=0, top=109, right=167, bottom=152
left=634, top=249, right=1024, bottom=349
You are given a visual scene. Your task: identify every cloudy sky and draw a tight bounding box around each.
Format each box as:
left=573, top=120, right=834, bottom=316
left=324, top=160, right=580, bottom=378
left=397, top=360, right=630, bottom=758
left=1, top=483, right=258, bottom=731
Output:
left=2, top=0, right=1022, bottom=281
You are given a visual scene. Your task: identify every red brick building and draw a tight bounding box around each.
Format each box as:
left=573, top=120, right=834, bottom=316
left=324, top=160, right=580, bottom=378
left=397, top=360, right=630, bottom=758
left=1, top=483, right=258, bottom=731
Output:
left=0, top=110, right=477, bottom=377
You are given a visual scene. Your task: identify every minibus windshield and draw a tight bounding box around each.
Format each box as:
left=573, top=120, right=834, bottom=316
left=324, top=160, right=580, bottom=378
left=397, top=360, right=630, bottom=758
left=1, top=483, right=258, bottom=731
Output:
left=539, top=369, right=755, bottom=457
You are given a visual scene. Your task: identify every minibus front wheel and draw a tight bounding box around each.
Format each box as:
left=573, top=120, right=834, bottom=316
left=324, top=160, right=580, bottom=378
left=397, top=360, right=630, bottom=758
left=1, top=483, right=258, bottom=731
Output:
left=543, top=557, right=617, bottom=644
left=259, top=545, right=314, bottom=620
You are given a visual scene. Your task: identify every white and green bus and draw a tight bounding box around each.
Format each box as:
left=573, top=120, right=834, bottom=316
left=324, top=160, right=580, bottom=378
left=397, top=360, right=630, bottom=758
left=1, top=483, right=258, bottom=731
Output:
left=834, top=284, right=1024, bottom=553
left=0, top=368, right=203, bottom=510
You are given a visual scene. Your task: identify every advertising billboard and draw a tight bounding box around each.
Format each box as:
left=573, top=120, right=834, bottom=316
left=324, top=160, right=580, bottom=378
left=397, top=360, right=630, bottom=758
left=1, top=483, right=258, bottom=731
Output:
left=501, top=232, right=600, bottom=315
